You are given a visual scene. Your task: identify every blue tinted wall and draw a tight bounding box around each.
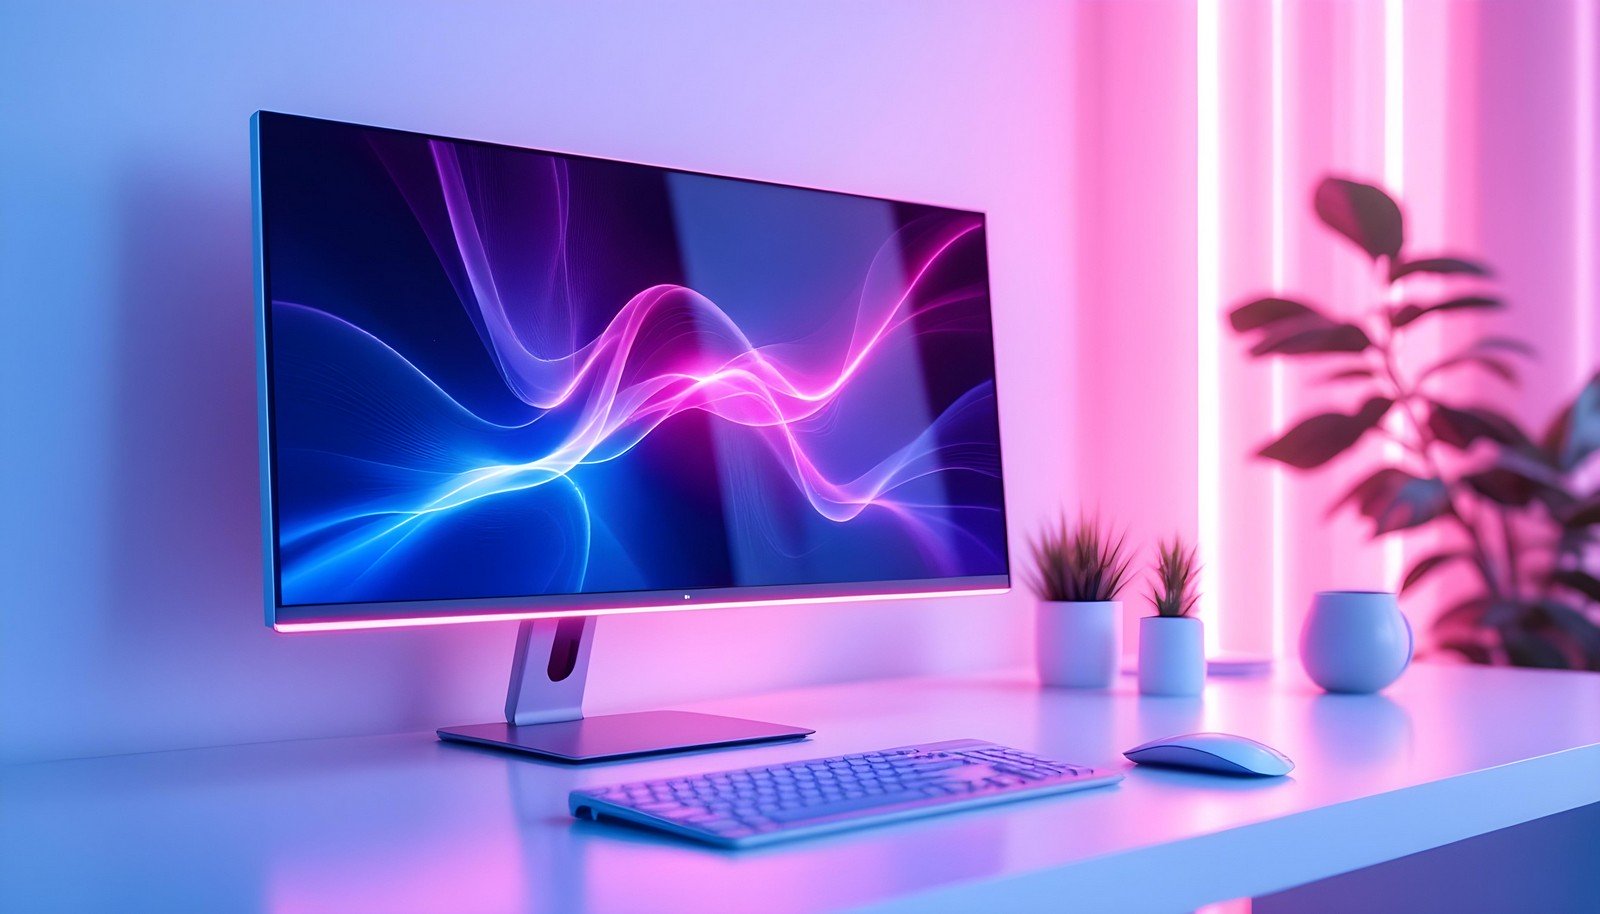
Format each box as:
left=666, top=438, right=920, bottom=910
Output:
left=0, top=0, right=1077, bottom=762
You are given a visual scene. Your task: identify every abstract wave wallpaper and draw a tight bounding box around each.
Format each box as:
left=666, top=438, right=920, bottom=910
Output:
left=257, top=114, right=1009, bottom=610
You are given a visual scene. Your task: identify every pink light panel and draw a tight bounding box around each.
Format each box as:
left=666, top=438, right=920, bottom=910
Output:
left=1078, top=0, right=1600, bottom=661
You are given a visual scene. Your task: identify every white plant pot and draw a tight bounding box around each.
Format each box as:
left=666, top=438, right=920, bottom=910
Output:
left=1036, top=600, right=1122, bottom=689
left=1138, top=616, right=1205, bottom=696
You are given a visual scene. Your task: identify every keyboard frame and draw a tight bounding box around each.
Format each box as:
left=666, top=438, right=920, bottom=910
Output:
left=569, top=738, right=1124, bottom=848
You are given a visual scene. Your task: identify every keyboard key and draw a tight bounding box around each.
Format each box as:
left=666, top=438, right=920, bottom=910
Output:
left=765, top=789, right=935, bottom=823
left=906, top=759, right=966, bottom=773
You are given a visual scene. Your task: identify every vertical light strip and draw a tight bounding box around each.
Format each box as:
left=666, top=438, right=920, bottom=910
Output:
left=1578, top=0, right=1596, bottom=374
left=1383, top=0, right=1405, bottom=261
left=1269, top=0, right=1287, bottom=659
left=1197, top=0, right=1222, bottom=652
left=1382, top=0, right=1406, bottom=587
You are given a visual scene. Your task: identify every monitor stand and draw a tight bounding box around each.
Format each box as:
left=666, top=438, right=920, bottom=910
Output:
left=436, top=617, right=813, bottom=763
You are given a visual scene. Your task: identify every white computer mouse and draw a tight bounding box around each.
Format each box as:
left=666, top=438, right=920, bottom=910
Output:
left=1123, top=732, right=1294, bottom=777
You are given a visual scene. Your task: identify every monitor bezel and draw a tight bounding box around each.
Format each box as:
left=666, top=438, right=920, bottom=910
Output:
left=251, top=110, right=1011, bottom=632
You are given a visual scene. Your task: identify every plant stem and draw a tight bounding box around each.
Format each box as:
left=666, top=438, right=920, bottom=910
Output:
left=1374, top=310, right=1505, bottom=599
left=1500, top=510, right=1522, bottom=600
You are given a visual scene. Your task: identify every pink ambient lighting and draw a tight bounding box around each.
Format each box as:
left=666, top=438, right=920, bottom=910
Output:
left=1268, top=0, right=1288, bottom=659
left=1578, top=0, right=1596, bottom=375
left=1082, top=1, right=1594, bottom=666
left=1380, top=0, right=1407, bottom=589
left=1196, top=0, right=1223, bottom=654
left=273, top=587, right=1010, bottom=633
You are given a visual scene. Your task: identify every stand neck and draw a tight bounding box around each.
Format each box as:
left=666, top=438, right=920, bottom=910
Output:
left=505, top=616, right=596, bottom=726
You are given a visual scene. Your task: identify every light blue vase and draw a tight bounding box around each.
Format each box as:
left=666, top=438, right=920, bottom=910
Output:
left=1300, top=591, right=1413, bottom=694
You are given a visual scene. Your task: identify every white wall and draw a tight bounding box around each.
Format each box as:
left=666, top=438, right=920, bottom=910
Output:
left=0, top=0, right=1078, bottom=763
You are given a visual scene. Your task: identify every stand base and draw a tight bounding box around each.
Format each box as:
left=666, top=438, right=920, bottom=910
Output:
left=438, top=710, right=813, bottom=763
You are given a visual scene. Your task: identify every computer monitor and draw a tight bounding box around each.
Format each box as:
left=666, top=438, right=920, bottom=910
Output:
left=251, top=111, right=1010, bottom=760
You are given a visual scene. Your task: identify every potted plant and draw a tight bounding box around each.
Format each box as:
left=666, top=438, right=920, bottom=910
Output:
left=1228, top=176, right=1600, bottom=669
left=1026, top=512, right=1133, bottom=688
left=1138, top=536, right=1205, bottom=696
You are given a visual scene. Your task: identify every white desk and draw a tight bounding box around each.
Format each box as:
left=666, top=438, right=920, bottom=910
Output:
left=4, top=664, right=1599, bottom=913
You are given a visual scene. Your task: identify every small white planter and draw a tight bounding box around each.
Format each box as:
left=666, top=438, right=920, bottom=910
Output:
left=1138, top=616, right=1205, bottom=696
left=1036, top=600, right=1122, bottom=689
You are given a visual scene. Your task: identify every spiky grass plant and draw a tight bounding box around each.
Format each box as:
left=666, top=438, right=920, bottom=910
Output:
left=1147, top=536, right=1201, bottom=618
left=1026, top=512, right=1134, bottom=603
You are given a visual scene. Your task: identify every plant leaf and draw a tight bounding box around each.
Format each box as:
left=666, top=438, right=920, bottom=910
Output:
left=1434, top=638, right=1492, bottom=664
left=1426, top=402, right=1534, bottom=451
left=1329, top=467, right=1450, bottom=534
left=1400, top=551, right=1467, bottom=593
left=1430, top=597, right=1491, bottom=634
left=1391, top=295, right=1502, bottom=329
left=1500, top=447, right=1567, bottom=485
left=1314, top=177, right=1404, bottom=260
left=1259, top=398, right=1393, bottom=469
left=1462, top=467, right=1537, bottom=507
left=1542, top=405, right=1571, bottom=464
left=1542, top=605, right=1600, bottom=669
left=1533, top=600, right=1600, bottom=671
left=1418, top=353, right=1519, bottom=387
left=1501, top=624, right=1572, bottom=669
left=1249, top=322, right=1371, bottom=357
left=1370, top=477, right=1452, bottom=535
left=1479, top=449, right=1577, bottom=513
left=1562, top=495, right=1600, bottom=528
left=1545, top=371, right=1600, bottom=470
left=1229, top=297, right=1326, bottom=332
left=1471, top=336, right=1537, bottom=359
left=1321, top=367, right=1376, bottom=384
left=1388, top=255, right=1492, bottom=282
left=1550, top=569, right=1600, bottom=603
left=1230, top=297, right=1369, bottom=359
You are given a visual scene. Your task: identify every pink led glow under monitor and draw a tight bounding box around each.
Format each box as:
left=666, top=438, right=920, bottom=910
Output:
left=252, top=112, right=1011, bottom=632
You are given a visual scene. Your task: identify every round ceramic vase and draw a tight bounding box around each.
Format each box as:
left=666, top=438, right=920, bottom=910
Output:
left=1036, top=600, right=1121, bottom=689
left=1138, top=616, right=1205, bottom=696
left=1300, top=590, right=1413, bottom=694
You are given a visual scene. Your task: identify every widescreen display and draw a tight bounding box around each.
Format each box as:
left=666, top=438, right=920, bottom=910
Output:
left=254, top=112, right=1009, bottom=619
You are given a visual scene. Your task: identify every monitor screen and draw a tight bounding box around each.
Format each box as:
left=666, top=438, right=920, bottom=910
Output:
left=253, top=112, right=1009, bottom=628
